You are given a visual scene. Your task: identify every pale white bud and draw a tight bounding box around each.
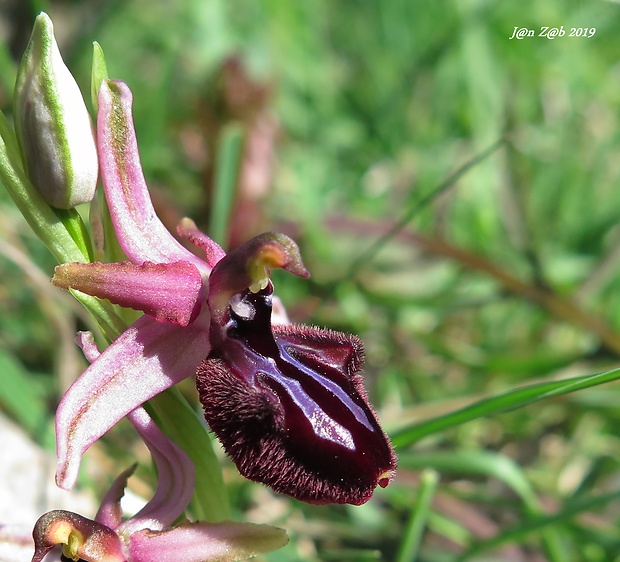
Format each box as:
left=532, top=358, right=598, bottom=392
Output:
left=14, top=13, right=98, bottom=209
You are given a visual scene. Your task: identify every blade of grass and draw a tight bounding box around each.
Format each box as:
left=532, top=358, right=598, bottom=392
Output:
left=399, top=451, right=535, bottom=507
left=399, top=450, right=567, bottom=562
left=457, top=489, right=620, bottom=561
left=392, top=367, right=620, bottom=448
left=346, top=138, right=506, bottom=278
left=395, top=469, right=439, bottom=562
left=209, top=123, right=244, bottom=248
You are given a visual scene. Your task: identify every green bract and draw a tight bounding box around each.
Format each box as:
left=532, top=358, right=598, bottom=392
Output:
left=14, top=12, right=98, bottom=209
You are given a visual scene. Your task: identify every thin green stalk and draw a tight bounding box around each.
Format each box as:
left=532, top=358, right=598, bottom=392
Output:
left=54, top=207, right=94, bottom=262
left=395, top=469, right=439, bottom=562
left=346, top=138, right=506, bottom=278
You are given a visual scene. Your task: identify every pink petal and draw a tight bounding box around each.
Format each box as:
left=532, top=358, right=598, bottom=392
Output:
left=76, top=331, right=101, bottom=363
left=207, top=232, right=309, bottom=323
left=95, top=464, right=135, bottom=530
left=32, top=510, right=124, bottom=562
left=53, top=261, right=205, bottom=326
left=97, top=80, right=210, bottom=277
left=56, top=311, right=211, bottom=491
left=127, top=521, right=288, bottom=562
left=117, top=407, right=194, bottom=535
left=177, top=218, right=226, bottom=269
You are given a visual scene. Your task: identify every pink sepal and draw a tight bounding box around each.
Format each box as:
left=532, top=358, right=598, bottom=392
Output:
left=127, top=520, right=288, bottom=562
left=54, top=260, right=205, bottom=326
left=56, top=310, right=210, bottom=491
left=118, top=407, right=194, bottom=535
left=97, top=80, right=209, bottom=278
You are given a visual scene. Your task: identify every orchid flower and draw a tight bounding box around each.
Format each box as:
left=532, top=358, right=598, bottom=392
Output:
left=52, top=78, right=396, bottom=506
left=32, top=333, right=287, bottom=562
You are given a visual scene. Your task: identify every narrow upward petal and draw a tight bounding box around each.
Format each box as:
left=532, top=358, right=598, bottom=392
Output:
left=117, top=407, right=195, bottom=535
left=97, top=79, right=210, bottom=276
left=127, top=520, right=288, bottom=562
left=56, top=311, right=210, bottom=491
left=53, top=260, right=205, bottom=326
left=95, top=464, right=136, bottom=530
left=177, top=218, right=226, bottom=269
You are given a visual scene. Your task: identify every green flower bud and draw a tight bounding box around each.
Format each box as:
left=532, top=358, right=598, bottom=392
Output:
left=14, top=12, right=98, bottom=209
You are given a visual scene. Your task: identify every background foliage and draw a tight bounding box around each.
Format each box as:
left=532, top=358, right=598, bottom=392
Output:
left=1, top=0, right=620, bottom=560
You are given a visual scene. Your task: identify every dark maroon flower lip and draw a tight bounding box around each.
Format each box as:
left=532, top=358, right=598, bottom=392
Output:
left=198, top=234, right=396, bottom=505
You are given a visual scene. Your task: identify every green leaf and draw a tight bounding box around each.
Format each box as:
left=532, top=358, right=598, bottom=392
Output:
left=395, top=469, right=439, bottom=562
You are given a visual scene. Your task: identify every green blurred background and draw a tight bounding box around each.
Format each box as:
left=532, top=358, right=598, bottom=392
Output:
left=2, top=0, right=620, bottom=560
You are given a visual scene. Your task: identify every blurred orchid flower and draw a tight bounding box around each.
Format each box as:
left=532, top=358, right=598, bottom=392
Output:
left=52, top=79, right=395, bottom=505
left=33, top=337, right=287, bottom=562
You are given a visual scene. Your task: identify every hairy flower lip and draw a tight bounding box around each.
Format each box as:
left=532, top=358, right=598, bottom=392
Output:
left=198, top=238, right=396, bottom=505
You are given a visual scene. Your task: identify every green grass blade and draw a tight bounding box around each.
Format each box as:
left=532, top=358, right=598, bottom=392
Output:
left=399, top=451, right=536, bottom=508
left=395, top=469, right=439, bottom=562
left=209, top=123, right=244, bottom=248
left=399, top=450, right=567, bottom=562
left=458, top=489, right=620, bottom=561
left=347, top=138, right=506, bottom=278
left=392, top=367, right=620, bottom=448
